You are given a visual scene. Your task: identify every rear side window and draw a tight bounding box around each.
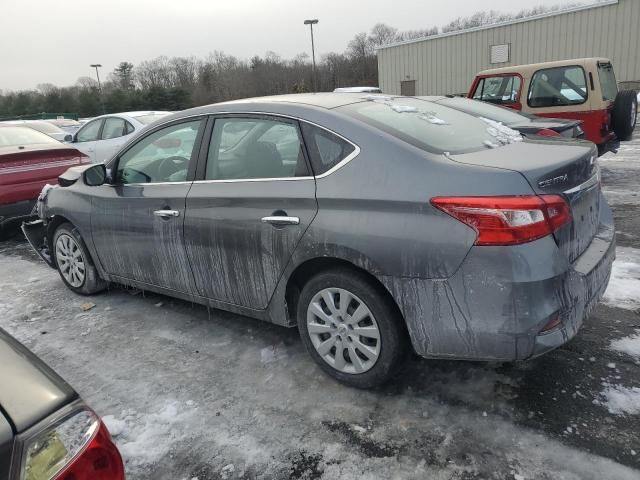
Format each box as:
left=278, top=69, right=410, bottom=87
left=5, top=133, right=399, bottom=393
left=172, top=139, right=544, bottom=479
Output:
left=528, top=66, right=587, bottom=107
left=300, top=123, right=355, bottom=175
left=597, top=62, right=618, bottom=101
left=338, top=98, right=522, bottom=155
left=472, top=75, right=521, bottom=104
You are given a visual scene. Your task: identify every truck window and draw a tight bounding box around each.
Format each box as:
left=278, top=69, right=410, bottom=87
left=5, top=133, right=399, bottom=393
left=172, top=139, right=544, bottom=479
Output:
left=472, top=75, right=521, bottom=104
left=528, top=66, right=587, bottom=108
left=597, top=62, right=618, bottom=101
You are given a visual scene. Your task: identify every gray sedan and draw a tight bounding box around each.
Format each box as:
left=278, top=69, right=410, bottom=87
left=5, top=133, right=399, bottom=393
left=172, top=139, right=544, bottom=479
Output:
left=23, top=93, right=615, bottom=388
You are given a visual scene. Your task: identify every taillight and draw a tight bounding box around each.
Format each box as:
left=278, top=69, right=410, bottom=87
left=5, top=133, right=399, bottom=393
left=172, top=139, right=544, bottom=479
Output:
left=536, top=128, right=561, bottom=137
left=18, top=408, right=125, bottom=480
left=431, top=195, right=571, bottom=246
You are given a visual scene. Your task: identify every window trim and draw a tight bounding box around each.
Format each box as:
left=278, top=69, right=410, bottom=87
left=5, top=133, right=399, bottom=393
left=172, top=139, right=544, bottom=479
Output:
left=109, top=115, right=208, bottom=186
left=191, top=112, right=360, bottom=184
left=527, top=64, right=588, bottom=108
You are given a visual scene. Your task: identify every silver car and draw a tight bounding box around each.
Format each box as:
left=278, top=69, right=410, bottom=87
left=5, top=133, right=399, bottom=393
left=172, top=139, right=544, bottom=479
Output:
left=23, top=93, right=614, bottom=388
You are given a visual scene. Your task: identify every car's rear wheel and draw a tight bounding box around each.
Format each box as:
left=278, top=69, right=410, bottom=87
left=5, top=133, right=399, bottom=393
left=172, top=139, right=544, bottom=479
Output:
left=297, top=268, right=407, bottom=388
left=612, top=90, right=638, bottom=141
left=53, top=223, right=107, bottom=295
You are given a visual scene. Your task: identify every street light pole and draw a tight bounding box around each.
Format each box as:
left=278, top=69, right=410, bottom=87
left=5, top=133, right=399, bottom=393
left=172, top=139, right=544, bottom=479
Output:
left=90, top=64, right=105, bottom=114
left=304, top=19, right=319, bottom=93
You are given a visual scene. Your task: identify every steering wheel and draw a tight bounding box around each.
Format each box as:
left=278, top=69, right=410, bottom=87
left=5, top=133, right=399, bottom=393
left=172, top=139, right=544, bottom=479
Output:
left=157, top=156, right=189, bottom=180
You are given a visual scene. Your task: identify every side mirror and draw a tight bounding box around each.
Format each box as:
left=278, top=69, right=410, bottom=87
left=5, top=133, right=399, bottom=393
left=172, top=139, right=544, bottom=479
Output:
left=64, top=134, right=73, bottom=142
left=83, top=164, right=107, bottom=186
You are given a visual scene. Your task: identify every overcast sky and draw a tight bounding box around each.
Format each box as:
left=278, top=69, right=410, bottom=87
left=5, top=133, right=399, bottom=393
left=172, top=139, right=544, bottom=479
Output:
left=1, top=0, right=582, bottom=91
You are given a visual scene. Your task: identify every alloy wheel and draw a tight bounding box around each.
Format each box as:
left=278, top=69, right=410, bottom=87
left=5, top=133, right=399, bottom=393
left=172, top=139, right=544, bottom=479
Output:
left=55, top=234, right=86, bottom=288
left=306, top=287, right=381, bottom=374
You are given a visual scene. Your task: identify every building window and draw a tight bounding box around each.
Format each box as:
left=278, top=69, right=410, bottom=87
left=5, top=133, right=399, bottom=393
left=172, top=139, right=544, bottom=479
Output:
left=490, top=44, right=510, bottom=64
left=400, top=80, right=416, bottom=96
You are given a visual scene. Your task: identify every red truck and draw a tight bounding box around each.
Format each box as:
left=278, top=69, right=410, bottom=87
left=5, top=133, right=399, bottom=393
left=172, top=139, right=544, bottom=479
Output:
left=0, top=125, right=89, bottom=237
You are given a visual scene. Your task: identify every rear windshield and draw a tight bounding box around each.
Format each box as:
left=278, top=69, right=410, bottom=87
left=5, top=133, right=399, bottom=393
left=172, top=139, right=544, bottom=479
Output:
left=437, top=97, right=534, bottom=125
left=0, top=127, right=59, bottom=147
left=134, top=113, right=170, bottom=125
left=337, top=97, right=522, bottom=154
left=597, top=62, right=618, bottom=101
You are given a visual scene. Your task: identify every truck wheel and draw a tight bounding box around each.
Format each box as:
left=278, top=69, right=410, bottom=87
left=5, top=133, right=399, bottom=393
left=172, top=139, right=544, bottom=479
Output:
left=612, top=90, right=637, bottom=141
left=53, top=223, right=108, bottom=295
left=297, top=267, right=408, bottom=388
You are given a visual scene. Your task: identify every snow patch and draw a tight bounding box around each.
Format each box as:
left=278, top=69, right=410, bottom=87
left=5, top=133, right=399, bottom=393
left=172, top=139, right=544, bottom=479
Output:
left=603, top=248, right=640, bottom=310
left=595, top=384, right=640, bottom=415
left=106, top=401, right=196, bottom=467
left=610, top=330, right=640, bottom=360
left=260, top=342, right=288, bottom=365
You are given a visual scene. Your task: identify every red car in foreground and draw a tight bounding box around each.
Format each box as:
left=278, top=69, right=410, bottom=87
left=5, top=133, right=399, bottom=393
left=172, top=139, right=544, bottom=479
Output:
left=0, top=125, right=89, bottom=236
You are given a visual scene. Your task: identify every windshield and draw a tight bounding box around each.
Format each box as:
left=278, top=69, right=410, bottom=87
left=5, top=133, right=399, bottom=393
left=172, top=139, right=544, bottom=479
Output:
left=337, top=97, right=522, bottom=154
left=134, top=113, right=171, bottom=125
left=0, top=126, right=60, bottom=147
left=436, top=97, right=534, bottom=125
left=597, top=62, right=618, bottom=101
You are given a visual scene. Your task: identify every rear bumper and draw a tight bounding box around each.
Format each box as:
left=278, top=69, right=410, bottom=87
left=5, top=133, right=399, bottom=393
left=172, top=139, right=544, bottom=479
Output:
left=0, top=200, right=36, bottom=227
left=380, top=198, right=615, bottom=362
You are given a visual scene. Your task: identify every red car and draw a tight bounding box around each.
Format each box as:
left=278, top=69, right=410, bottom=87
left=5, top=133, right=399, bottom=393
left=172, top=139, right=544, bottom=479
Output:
left=0, top=125, right=89, bottom=236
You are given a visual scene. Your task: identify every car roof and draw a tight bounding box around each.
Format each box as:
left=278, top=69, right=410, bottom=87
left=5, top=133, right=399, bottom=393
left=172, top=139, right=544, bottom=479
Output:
left=198, top=92, right=398, bottom=111
left=477, top=57, right=611, bottom=77
left=89, top=111, right=172, bottom=122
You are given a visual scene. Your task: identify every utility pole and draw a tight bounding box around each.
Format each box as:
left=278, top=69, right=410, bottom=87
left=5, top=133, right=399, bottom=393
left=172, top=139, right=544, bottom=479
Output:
left=304, top=19, right=319, bottom=92
left=90, top=64, right=105, bottom=114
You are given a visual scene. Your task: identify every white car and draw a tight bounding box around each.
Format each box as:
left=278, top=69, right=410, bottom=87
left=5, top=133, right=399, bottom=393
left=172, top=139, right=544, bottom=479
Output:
left=0, top=120, right=69, bottom=142
left=333, top=86, right=382, bottom=93
left=70, top=111, right=171, bottom=163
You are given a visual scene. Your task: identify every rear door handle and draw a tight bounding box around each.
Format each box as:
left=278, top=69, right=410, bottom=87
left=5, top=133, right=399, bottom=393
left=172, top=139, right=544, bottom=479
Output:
left=261, top=216, right=300, bottom=226
left=154, top=209, right=180, bottom=218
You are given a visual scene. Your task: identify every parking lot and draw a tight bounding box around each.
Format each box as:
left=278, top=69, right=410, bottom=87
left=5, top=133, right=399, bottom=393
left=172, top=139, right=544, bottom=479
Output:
left=1, top=134, right=639, bottom=479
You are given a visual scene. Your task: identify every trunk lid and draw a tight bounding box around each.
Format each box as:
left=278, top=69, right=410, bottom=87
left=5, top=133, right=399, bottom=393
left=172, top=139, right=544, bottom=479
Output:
left=0, top=328, right=76, bottom=433
left=450, top=139, right=600, bottom=263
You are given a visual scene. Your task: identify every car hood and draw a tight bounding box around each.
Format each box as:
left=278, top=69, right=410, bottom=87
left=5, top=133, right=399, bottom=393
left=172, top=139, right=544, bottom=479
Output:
left=508, top=118, right=582, bottom=131
left=0, top=328, right=76, bottom=433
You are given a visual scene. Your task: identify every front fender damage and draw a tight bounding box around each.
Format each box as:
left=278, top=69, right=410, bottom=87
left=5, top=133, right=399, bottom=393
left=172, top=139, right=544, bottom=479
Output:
left=21, top=184, right=57, bottom=268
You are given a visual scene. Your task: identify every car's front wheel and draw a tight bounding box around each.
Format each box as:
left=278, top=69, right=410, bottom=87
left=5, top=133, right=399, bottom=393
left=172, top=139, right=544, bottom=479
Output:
left=53, top=223, right=107, bottom=295
left=297, top=268, right=407, bottom=388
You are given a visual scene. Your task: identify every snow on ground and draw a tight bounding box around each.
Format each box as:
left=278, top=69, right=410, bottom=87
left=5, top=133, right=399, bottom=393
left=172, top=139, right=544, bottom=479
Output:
left=595, top=384, right=640, bottom=416
left=603, top=247, right=640, bottom=310
left=611, top=330, right=640, bottom=361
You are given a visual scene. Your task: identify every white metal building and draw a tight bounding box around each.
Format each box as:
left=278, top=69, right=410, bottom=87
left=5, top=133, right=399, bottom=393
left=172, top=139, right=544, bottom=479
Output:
left=377, top=0, right=640, bottom=96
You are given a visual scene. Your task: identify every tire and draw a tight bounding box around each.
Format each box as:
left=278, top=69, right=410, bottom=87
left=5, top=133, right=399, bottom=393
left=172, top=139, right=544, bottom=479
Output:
left=612, top=90, right=637, bottom=141
left=297, top=267, right=408, bottom=388
left=53, top=223, right=108, bottom=295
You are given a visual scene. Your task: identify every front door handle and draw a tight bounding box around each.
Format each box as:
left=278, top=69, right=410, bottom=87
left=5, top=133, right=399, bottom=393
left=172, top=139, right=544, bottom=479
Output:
left=154, top=209, right=180, bottom=218
left=261, top=216, right=300, bottom=226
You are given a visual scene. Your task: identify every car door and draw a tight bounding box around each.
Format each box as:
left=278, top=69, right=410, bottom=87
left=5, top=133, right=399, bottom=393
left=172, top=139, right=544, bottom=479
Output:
left=90, top=117, right=206, bottom=293
left=73, top=118, right=103, bottom=162
left=184, top=115, right=317, bottom=309
left=93, top=117, right=133, bottom=163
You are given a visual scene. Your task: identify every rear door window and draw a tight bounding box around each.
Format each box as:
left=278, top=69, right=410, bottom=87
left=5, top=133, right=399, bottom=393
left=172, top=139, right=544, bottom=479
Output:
left=597, top=62, right=618, bottom=101
left=206, top=117, right=309, bottom=180
left=102, top=118, right=126, bottom=140
left=528, top=66, right=588, bottom=107
left=472, top=75, right=521, bottom=104
left=300, top=123, right=356, bottom=175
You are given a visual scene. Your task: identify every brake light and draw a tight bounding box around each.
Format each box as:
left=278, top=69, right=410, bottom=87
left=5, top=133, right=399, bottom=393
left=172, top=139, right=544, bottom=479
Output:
left=19, top=409, right=125, bottom=480
left=536, top=128, right=561, bottom=137
left=431, top=195, right=571, bottom=246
